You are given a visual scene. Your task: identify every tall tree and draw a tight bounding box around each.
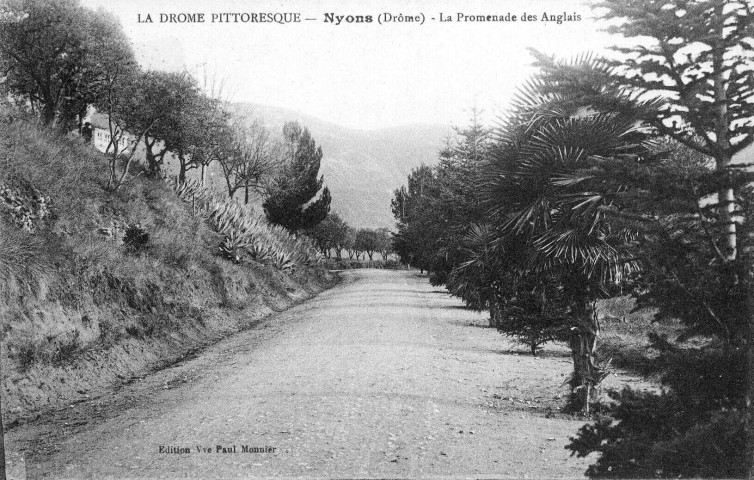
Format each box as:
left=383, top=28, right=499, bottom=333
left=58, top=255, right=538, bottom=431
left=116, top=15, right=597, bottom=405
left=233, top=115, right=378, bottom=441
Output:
left=375, top=228, right=393, bottom=260
left=0, top=0, right=137, bottom=130
left=426, top=111, right=491, bottom=283
left=73, top=7, right=136, bottom=134
left=355, top=229, right=381, bottom=261
left=479, top=53, right=654, bottom=412
left=263, top=122, right=331, bottom=232
left=342, top=226, right=358, bottom=259
left=0, top=0, right=87, bottom=125
left=121, top=71, right=203, bottom=179
left=566, top=137, right=753, bottom=477
left=391, top=113, right=491, bottom=279
left=157, top=81, right=207, bottom=183
left=598, top=0, right=754, bottom=261
left=554, top=1, right=754, bottom=474
left=86, top=10, right=139, bottom=191
left=306, top=213, right=348, bottom=258
left=391, top=164, right=439, bottom=272
left=180, top=95, right=230, bottom=186
left=217, top=114, right=278, bottom=202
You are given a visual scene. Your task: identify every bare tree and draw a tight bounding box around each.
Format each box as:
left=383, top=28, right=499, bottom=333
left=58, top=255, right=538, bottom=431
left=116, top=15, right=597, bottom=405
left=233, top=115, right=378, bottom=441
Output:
left=217, top=114, right=279, bottom=203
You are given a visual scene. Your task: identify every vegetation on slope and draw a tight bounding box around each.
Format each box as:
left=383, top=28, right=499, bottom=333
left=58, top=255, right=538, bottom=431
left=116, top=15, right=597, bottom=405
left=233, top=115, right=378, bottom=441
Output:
left=0, top=107, right=332, bottom=420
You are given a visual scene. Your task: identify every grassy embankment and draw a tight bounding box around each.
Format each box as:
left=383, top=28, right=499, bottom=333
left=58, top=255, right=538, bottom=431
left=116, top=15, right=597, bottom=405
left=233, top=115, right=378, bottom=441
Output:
left=0, top=108, right=334, bottom=424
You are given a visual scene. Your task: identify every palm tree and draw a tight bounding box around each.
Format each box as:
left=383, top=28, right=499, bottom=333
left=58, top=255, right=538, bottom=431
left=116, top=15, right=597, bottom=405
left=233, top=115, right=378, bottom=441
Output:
left=478, top=53, right=653, bottom=412
left=447, top=224, right=510, bottom=326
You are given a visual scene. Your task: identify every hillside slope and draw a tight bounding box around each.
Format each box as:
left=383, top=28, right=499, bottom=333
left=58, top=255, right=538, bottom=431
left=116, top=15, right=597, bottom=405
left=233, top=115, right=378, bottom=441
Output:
left=233, top=103, right=451, bottom=229
left=0, top=107, right=333, bottom=422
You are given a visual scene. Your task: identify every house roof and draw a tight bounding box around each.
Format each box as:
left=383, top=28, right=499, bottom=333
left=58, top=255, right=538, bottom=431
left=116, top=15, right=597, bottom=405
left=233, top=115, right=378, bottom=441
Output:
left=88, top=112, right=110, bottom=130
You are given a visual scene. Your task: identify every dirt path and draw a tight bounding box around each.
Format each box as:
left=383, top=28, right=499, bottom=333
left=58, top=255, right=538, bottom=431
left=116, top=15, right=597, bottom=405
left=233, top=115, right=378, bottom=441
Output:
left=6, top=269, right=622, bottom=479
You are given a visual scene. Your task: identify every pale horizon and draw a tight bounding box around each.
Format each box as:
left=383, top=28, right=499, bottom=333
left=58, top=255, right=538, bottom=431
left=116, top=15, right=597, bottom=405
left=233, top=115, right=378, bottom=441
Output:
left=79, top=0, right=616, bottom=130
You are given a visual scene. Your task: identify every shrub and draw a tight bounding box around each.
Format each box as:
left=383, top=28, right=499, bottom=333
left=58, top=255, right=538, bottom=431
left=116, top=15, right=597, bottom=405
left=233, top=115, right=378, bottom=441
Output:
left=123, top=223, right=149, bottom=252
left=0, top=220, right=50, bottom=296
left=382, top=259, right=406, bottom=270
left=12, top=342, right=37, bottom=371
left=0, top=182, right=51, bottom=232
left=51, top=330, right=83, bottom=364
left=567, top=347, right=747, bottom=478
left=498, top=313, right=568, bottom=355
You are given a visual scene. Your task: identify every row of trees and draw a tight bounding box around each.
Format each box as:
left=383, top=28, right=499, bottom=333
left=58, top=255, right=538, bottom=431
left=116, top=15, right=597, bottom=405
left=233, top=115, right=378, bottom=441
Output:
left=391, top=109, right=488, bottom=276
left=0, top=0, right=331, bottom=233
left=307, top=213, right=393, bottom=260
left=392, top=0, right=753, bottom=477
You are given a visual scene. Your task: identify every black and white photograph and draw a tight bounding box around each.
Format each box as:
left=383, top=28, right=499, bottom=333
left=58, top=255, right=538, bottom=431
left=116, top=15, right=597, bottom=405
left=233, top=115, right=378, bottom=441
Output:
left=0, top=0, right=753, bottom=478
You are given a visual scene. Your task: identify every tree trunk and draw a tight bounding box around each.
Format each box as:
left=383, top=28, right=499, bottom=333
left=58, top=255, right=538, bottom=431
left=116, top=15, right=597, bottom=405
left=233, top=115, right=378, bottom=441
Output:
left=720, top=185, right=737, bottom=260
left=489, top=302, right=500, bottom=328
left=145, top=138, right=165, bottom=178
left=113, top=128, right=149, bottom=192
left=41, top=101, right=56, bottom=126
left=711, top=3, right=736, bottom=261
left=146, top=149, right=157, bottom=176
left=0, top=343, right=6, bottom=480
left=746, top=262, right=754, bottom=479
left=568, top=300, right=602, bottom=414
left=178, top=153, right=187, bottom=183
left=76, top=106, right=86, bottom=135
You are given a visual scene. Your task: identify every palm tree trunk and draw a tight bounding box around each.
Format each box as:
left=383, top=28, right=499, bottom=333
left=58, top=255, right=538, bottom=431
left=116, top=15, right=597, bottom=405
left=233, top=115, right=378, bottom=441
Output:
left=568, top=300, right=601, bottom=414
left=489, top=302, right=500, bottom=328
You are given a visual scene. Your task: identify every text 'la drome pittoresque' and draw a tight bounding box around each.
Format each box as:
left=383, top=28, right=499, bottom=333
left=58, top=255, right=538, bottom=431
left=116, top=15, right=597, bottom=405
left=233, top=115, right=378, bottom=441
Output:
left=136, top=11, right=582, bottom=25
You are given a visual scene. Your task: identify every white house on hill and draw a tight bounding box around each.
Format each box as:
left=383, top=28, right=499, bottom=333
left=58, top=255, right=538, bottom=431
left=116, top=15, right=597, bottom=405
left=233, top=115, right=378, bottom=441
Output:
left=87, top=112, right=132, bottom=155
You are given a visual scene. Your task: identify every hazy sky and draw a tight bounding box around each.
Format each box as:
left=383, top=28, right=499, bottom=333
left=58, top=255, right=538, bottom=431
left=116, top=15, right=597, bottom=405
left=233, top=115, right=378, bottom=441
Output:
left=80, top=0, right=616, bottom=130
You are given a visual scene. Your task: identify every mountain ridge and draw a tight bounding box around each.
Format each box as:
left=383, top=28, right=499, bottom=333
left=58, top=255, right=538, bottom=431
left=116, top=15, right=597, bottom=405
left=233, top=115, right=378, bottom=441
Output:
left=233, top=103, right=451, bottom=229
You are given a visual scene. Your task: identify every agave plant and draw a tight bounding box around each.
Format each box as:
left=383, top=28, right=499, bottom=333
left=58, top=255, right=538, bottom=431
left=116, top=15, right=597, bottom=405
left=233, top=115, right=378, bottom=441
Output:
left=271, top=251, right=295, bottom=272
left=164, top=178, right=218, bottom=215
left=246, top=242, right=271, bottom=263
left=218, top=230, right=252, bottom=263
left=203, top=198, right=319, bottom=268
left=165, top=178, right=204, bottom=202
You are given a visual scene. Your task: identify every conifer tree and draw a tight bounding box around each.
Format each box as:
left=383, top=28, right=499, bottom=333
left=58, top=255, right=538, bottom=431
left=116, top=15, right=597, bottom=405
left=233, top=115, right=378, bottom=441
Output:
left=598, top=0, right=754, bottom=261
left=263, top=122, right=331, bottom=232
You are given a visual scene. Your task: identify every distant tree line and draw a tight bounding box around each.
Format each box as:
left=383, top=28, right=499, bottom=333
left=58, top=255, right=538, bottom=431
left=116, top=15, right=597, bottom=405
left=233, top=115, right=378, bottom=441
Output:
left=0, top=0, right=330, bottom=232
left=306, top=213, right=393, bottom=261
left=392, top=0, right=753, bottom=477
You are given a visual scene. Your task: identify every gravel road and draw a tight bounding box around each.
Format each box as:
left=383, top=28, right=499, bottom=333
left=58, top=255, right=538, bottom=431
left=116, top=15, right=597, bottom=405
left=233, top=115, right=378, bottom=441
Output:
left=12, top=269, right=600, bottom=479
